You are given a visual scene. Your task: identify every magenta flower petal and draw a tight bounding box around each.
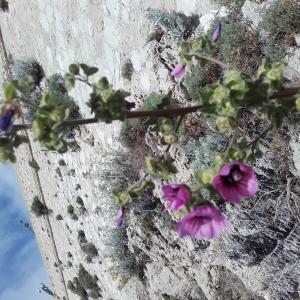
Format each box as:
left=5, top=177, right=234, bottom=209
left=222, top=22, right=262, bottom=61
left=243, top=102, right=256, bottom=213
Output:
left=116, top=207, right=125, bottom=228
left=162, top=184, right=191, bottom=211
left=177, top=203, right=230, bottom=240
left=213, top=161, right=259, bottom=204
left=212, top=23, right=222, bottom=42
left=171, top=64, right=186, bottom=81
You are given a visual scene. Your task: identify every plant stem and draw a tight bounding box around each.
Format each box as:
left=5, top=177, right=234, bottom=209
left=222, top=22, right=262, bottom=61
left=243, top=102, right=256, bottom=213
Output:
left=223, top=109, right=243, bottom=161
left=126, top=105, right=202, bottom=119
left=192, top=53, right=228, bottom=69
left=75, top=76, right=92, bottom=87
left=13, top=118, right=98, bottom=132
left=11, top=85, right=300, bottom=132
left=271, top=87, right=300, bottom=99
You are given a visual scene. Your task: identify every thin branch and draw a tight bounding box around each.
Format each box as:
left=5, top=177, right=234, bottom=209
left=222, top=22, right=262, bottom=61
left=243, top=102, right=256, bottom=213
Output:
left=246, top=87, right=300, bottom=106
left=222, top=109, right=243, bottom=161
left=10, top=85, right=300, bottom=132
left=125, top=105, right=202, bottom=119
left=12, top=118, right=98, bottom=132
left=193, top=53, right=228, bottom=69
left=165, top=114, right=186, bottom=153
left=271, top=87, right=300, bottom=99
left=74, top=76, right=92, bottom=87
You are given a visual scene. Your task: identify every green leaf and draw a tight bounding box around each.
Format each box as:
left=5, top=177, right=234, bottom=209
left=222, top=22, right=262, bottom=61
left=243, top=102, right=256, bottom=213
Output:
left=4, top=83, right=16, bottom=101
left=95, top=77, right=109, bottom=90
left=80, top=64, right=99, bottom=76
left=13, top=135, right=28, bottom=147
left=32, top=119, right=46, bottom=140
left=195, top=168, right=215, bottom=185
left=13, top=76, right=34, bottom=93
left=112, top=187, right=122, bottom=197
left=69, top=64, right=80, bottom=75
left=181, top=41, right=190, bottom=53
left=40, top=93, right=54, bottom=107
left=118, top=192, right=132, bottom=206
left=64, top=77, right=75, bottom=91
left=143, top=181, right=155, bottom=190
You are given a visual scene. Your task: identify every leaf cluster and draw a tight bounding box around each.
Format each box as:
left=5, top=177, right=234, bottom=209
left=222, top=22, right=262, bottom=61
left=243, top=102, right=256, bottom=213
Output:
left=87, top=77, right=130, bottom=123
left=113, top=180, right=156, bottom=207
left=0, top=134, right=28, bottom=163
left=32, top=93, right=72, bottom=153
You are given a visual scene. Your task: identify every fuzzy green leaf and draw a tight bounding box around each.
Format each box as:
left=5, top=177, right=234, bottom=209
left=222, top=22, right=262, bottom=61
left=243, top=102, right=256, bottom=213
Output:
left=4, top=83, right=16, bottom=101
left=69, top=64, right=80, bottom=75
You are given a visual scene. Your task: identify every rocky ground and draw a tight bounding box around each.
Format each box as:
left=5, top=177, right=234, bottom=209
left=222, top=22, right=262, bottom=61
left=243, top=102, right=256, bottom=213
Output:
left=0, top=0, right=300, bottom=299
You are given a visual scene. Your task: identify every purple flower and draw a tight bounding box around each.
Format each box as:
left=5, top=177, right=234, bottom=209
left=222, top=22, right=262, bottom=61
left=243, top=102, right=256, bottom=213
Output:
left=171, top=64, right=186, bottom=81
left=212, top=161, right=259, bottom=204
left=145, top=189, right=153, bottom=200
left=212, top=23, right=222, bottom=43
left=116, top=207, right=125, bottom=228
left=56, top=79, right=64, bottom=84
left=125, top=100, right=136, bottom=111
left=162, top=184, right=191, bottom=211
left=177, top=203, right=231, bottom=240
left=0, top=109, right=15, bottom=134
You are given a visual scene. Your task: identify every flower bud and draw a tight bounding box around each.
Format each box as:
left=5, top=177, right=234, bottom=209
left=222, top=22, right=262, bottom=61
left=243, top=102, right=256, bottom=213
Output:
left=212, top=23, right=222, bottom=43
left=216, top=116, right=231, bottom=132
left=222, top=101, right=236, bottom=117
left=163, top=134, right=178, bottom=145
left=296, top=97, right=300, bottom=112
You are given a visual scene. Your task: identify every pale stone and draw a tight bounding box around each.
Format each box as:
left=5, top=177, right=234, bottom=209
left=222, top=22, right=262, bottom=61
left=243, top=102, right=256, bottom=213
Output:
left=39, top=13, right=50, bottom=31
left=131, top=49, right=142, bottom=72
left=121, top=6, right=130, bottom=23
left=175, top=0, right=197, bottom=15
left=105, top=0, right=119, bottom=19
left=200, top=11, right=218, bottom=33
left=242, top=0, right=262, bottom=30
left=290, top=133, right=300, bottom=177
left=103, top=15, right=119, bottom=49
left=199, top=6, right=228, bottom=33
left=79, top=0, right=89, bottom=11
left=284, top=48, right=300, bottom=81
left=140, top=72, right=151, bottom=91
left=46, top=46, right=53, bottom=63
left=295, top=34, right=300, bottom=47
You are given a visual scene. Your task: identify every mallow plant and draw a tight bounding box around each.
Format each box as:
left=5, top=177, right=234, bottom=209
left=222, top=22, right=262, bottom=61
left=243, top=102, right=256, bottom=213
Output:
left=1, top=24, right=300, bottom=240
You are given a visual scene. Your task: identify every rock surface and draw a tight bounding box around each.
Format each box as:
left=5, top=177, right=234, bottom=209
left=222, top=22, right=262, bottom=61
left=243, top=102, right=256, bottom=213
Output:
left=0, top=1, right=299, bottom=300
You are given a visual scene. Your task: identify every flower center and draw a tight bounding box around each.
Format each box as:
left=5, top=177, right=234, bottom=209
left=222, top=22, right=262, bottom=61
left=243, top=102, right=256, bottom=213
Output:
left=231, top=170, right=242, bottom=182
left=221, top=166, right=242, bottom=185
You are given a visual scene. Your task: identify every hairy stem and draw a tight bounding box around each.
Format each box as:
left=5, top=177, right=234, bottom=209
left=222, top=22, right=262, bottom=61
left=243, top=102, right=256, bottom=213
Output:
left=11, top=85, right=300, bottom=132
left=223, top=109, right=243, bottom=161
left=192, top=53, right=228, bottom=69
left=13, top=118, right=98, bottom=132
left=271, top=87, right=300, bottom=99
left=125, top=105, right=202, bottom=119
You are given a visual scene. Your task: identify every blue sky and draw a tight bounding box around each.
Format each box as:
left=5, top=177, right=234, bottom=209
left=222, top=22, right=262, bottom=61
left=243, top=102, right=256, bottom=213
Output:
left=0, top=164, right=51, bottom=300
